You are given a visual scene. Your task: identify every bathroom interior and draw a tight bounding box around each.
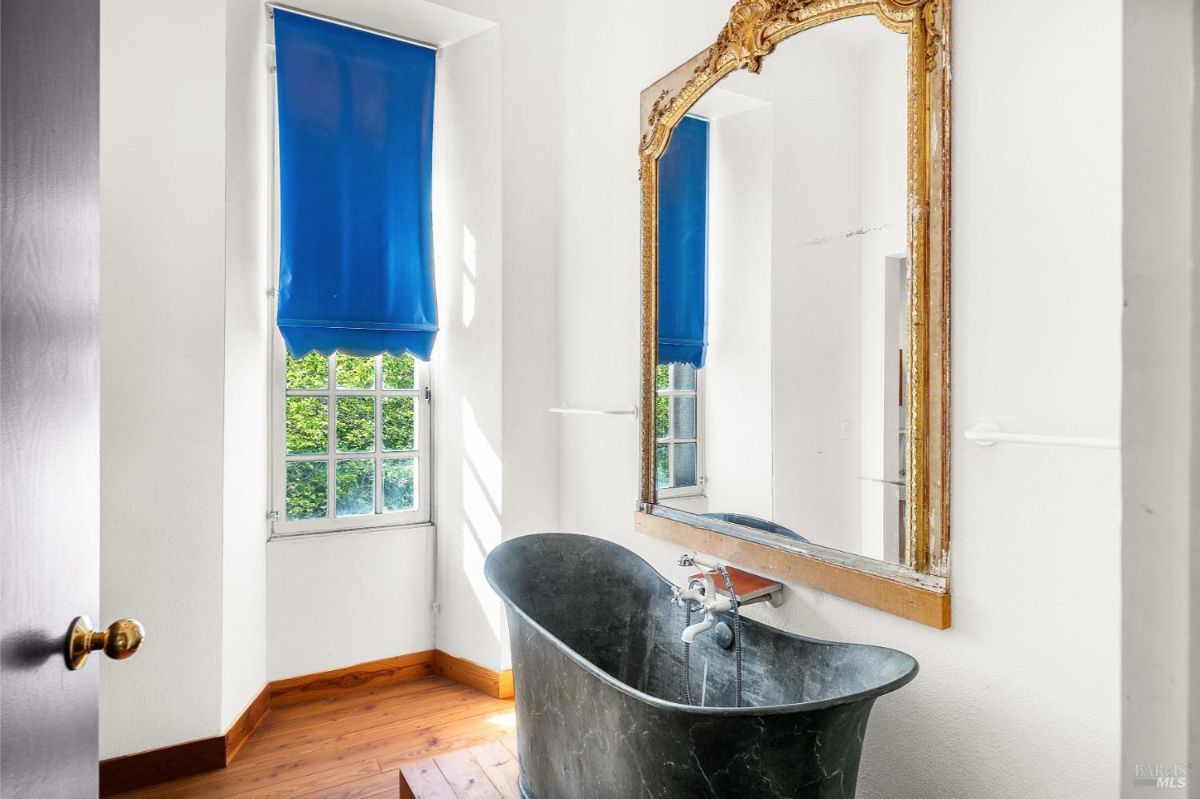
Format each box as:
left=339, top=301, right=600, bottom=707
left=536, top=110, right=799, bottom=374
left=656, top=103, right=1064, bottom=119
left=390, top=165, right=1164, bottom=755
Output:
left=1, top=0, right=1196, bottom=797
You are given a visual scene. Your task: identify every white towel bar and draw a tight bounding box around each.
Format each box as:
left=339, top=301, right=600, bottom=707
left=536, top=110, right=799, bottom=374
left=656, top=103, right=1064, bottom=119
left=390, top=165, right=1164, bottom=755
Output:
left=549, top=406, right=638, bottom=417
left=965, top=419, right=1119, bottom=450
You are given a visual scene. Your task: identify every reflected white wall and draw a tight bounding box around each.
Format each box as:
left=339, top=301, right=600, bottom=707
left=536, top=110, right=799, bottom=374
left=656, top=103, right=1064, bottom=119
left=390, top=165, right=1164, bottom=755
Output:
left=703, top=96, right=774, bottom=520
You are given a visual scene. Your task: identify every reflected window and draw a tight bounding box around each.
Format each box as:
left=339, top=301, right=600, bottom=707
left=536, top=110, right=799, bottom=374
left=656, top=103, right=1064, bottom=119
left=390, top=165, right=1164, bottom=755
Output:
left=655, top=363, right=703, bottom=497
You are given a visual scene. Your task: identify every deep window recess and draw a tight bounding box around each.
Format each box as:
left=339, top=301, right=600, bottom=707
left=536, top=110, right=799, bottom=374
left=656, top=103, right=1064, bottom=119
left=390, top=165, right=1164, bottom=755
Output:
left=269, top=10, right=438, bottom=537
left=655, top=363, right=704, bottom=497
left=276, top=352, right=432, bottom=535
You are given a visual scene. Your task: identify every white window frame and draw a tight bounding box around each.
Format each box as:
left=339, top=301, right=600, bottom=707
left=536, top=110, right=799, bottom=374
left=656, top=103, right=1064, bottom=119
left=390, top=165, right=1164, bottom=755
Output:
left=270, top=344, right=434, bottom=537
left=656, top=366, right=706, bottom=500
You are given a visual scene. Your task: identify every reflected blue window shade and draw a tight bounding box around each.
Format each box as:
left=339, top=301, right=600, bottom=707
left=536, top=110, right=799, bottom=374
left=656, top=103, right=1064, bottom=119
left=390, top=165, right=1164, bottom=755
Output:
left=274, top=10, right=438, bottom=360
left=657, top=116, right=709, bottom=368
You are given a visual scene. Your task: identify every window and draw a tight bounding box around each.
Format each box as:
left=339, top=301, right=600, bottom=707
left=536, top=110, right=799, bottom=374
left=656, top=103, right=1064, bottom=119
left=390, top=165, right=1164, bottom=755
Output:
left=273, top=350, right=432, bottom=536
left=269, top=12, right=437, bottom=538
left=655, top=363, right=704, bottom=498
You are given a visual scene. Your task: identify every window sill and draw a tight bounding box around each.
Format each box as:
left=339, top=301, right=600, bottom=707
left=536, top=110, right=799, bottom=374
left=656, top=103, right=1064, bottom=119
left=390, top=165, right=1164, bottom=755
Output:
left=655, top=489, right=706, bottom=500
left=268, top=520, right=435, bottom=544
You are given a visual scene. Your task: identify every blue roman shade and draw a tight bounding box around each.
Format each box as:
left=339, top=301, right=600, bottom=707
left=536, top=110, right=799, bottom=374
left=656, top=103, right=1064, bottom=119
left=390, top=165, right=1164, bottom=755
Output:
left=274, top=10, right=438, bottom=360
left=657, top=115, right=709, bottom=368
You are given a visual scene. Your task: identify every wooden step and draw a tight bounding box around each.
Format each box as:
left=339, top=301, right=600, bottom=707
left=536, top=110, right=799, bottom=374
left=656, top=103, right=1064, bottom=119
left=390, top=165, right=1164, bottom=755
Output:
left=399, top=737, right=520, bottom=799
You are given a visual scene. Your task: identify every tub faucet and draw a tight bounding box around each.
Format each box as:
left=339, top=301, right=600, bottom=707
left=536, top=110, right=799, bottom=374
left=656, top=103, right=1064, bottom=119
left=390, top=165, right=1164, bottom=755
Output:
left=672, top=553, right=733, bottom=644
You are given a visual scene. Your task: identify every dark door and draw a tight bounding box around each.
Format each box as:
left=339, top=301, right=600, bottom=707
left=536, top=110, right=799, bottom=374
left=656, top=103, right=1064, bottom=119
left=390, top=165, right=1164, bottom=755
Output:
left=1, top=1, right=102, bottom=796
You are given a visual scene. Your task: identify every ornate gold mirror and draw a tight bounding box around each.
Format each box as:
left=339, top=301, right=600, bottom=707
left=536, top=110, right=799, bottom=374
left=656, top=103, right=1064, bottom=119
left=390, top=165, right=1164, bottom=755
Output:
left=637, top=0, right=951, bottom=628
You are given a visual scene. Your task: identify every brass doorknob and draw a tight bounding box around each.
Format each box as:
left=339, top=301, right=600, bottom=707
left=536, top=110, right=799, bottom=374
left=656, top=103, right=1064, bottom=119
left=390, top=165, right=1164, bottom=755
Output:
left=66, top=616, right=144, bottom=671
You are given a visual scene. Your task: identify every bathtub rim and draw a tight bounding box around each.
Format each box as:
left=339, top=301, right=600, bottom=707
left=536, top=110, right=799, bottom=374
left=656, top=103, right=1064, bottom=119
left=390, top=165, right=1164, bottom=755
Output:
left=486, top=532, right=919, bottom=717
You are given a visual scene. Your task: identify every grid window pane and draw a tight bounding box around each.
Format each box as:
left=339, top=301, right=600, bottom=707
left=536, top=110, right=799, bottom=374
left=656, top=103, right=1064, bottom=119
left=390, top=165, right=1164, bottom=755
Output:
left=282, top=349, right=428, bottom=529
left=673, top=442, right=697, bottom=488
left=656, top=364, right=670, bottom=390
left=336, top=397, right=375, bottom=453
left=655, top=396, right=670, bottom=440
left=286, top=461, right=327, bottom=521
left=383, top=353, right=416, bottom=390
left=286, top=397, right=327, bottom=455
left=383, top=457, right=417, bottom=512
left=382, top=397, right=416, bottom=451
left=671, top=363, right=697, bottom=390
left=335, top=354, right=375, bottom=390
left=335, top=459, right=375, bottom=517
left=287, top=352, right=328, bottom=390
left=655, top=444, right=670, bottom=489
left=671, top=396, right=697, bottom=439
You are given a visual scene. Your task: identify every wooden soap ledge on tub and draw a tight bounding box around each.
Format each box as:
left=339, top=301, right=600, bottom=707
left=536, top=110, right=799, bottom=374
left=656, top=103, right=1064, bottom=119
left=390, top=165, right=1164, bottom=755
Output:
left=689, top=566, right=783, bottom=606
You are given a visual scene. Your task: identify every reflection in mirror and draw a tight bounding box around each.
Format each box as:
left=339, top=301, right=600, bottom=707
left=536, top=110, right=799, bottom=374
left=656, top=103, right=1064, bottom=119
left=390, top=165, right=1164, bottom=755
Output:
left=655, top=16, right=910, bottom=565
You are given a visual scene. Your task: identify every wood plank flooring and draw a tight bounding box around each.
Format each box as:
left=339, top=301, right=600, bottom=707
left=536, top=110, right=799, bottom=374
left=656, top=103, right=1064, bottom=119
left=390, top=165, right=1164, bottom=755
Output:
left=111, top=677, right=516, bottom=799
left=398, top=738, right=519, bottom=799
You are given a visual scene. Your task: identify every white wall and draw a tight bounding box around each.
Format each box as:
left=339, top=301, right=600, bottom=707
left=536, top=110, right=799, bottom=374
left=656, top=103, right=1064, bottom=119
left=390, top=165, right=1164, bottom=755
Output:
left=429, top=25, right=507, bottom=672
left=1121, top=0, right=1196, bottom=787
left=760, top=40, right=864, bottom=551
left=100, top=0, right=229, bottom=758
left=555, top=2, right=1124, bottom=797
left=101, top=0, right=275, bottom=756
left=267, top=528, right=436, bottom=677
left=221, top=0, right=271, bottom=731
left=704, top=104, right=774, bottom=519
left=430, top=0, right=563, bottom=672
left=857, top=37, right=908, bottom=560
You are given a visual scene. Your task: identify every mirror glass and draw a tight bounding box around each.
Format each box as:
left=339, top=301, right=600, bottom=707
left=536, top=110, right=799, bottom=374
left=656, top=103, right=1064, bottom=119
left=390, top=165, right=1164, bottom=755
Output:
left=655, top=15, right=911, bottom=564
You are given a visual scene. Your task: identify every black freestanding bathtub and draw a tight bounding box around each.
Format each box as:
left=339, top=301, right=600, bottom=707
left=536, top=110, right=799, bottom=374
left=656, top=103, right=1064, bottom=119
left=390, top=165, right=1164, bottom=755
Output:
left=485, top=533, right=917, bottom=799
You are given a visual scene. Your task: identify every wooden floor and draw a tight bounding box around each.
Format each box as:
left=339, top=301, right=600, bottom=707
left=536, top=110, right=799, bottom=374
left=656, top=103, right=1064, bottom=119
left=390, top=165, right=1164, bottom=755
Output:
left=112, top=676, right=516, bottom=799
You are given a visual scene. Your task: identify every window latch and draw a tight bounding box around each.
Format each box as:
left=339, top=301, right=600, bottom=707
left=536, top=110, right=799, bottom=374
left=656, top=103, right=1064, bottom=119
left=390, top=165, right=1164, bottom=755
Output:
left=425, top=387, right=432, bottom=403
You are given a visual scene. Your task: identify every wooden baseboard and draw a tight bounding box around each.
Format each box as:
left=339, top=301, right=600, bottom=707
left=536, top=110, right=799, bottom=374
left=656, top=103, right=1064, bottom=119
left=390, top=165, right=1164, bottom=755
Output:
left=267, top=650, right=437, bottom=708
left=432, top=650, right=514, bottom=700
left=99, top=685, right=269, bottom=797
left=98, top=650, right=513, bottom=795
left=224, top=685, right=270, bottom=762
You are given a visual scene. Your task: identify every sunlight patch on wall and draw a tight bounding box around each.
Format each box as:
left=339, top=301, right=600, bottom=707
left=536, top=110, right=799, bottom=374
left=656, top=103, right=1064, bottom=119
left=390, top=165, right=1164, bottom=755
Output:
left=461, top=397, right=504, bottom=640
left=462, top=226, right=477, bottom=327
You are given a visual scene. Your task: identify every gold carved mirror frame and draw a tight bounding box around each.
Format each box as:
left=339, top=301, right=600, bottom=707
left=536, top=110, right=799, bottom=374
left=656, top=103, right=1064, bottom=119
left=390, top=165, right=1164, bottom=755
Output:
left=636, top=0, right=952, bottom=628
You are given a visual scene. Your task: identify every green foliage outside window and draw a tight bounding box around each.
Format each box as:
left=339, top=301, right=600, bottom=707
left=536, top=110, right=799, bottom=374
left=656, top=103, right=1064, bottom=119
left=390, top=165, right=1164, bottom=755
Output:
left=284, top=352, right=422, bottom=522
left=336, top=354, right=375, bottom=389
left=655, top=396, right=669, bottom=439
left=336, top=397, right=375, bottom=453
left=383, top=397, right=415, bottom=451
left=286, top=461, right=327, bottom=521
left=336, top=459, right=374, bottom=516
left=287, top=351, right=327, bottom=389
left=383, top=457, right=416, bottom=512
left=383, top=353, right=415, bottom=389
left=286, top=397, right=327, bottom=454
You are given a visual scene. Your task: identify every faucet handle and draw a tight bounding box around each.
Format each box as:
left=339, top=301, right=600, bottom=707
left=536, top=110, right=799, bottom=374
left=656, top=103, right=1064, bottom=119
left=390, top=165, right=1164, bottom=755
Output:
left=677, top=553, right=696, bottom=567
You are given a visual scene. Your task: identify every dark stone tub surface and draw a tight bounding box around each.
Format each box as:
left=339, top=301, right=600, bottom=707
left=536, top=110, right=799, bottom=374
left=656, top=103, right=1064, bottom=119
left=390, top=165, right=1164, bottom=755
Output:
left=485, top=533, right=918, bottom=799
